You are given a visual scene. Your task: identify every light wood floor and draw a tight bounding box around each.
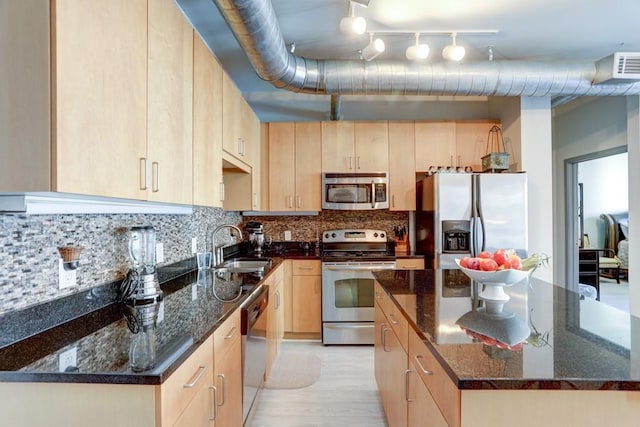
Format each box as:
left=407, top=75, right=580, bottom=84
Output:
left=247, top=340, right=387, bottom=427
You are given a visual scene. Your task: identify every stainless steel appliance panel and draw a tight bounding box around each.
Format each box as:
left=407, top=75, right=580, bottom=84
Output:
left=241, top=287, right=268, bottom=424
left=416, top=173, right=528, bottom=269
left=322, top=172, right=389, bottom=210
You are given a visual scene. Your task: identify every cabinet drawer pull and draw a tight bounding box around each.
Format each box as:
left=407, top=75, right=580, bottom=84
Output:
left=139, top=158, right=148, bottom=190
left=414, top=354, right=434, bottom=375
left=217, top=374, right=226, bottom=406
left=183, top=365, right=207, bottom=388
left=225, top=326, right=238, bottom=340
left=388, top=313, right=400, bottom=325
left=209, top=385, right=218, bottom=420
left=298, top=266, right=314, bottom=270
left=152, top=161, right=159, bottom=192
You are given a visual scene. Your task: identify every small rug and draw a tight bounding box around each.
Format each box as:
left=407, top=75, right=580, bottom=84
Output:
left=264, top=351, right=322, bottom=389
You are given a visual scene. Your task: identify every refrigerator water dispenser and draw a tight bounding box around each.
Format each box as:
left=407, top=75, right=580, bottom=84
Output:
left=442, top=220, right=470, bottom=253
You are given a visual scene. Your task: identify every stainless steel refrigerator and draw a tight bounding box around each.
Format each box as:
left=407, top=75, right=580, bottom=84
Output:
left=415, top=173, right=528, bottom=269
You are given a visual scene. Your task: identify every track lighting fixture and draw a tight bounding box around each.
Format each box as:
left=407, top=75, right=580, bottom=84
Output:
left=442, top=32, right=466, bottom=61
left=405, top=33, right=430, bottom=61
left=361, top=33, right=385, bottom=61
left=340, top=1, right=367, bottom=36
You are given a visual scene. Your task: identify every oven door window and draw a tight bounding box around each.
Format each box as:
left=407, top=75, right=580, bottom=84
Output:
left=334, top=277, right=375, bottom=308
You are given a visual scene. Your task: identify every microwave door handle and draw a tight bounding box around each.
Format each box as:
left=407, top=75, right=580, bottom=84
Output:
left=371, top=181, right=375, bottom=209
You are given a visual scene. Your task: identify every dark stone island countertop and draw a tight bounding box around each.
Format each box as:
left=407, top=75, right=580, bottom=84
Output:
left=0, top=256, right=287, bottom=385
left=373, top=269, right=640, bottom=391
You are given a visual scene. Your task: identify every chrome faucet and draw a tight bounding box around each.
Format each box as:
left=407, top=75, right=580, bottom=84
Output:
left=211, top=224, right=243, bottom=266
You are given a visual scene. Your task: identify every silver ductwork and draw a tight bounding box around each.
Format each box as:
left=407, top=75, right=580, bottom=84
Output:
left=212, top=0, right=640, bottom=97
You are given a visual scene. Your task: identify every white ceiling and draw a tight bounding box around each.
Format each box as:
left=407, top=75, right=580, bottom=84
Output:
left=177, top=0, right=640, bottom=122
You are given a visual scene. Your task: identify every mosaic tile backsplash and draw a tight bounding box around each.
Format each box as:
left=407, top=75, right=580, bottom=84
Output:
left=0, top=207, right=241, bottom=315
left=242, top=210, right=409, bottom=244
left=0, top=208, right=409, bottom=316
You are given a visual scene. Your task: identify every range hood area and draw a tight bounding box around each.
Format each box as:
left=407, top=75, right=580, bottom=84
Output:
left=0, top=193, right=193, bottom=215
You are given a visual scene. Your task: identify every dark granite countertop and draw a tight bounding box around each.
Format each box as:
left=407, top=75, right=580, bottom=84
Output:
left=0, top=257, right=284, bottom=385
left=373, top=269, right=640, bottom=391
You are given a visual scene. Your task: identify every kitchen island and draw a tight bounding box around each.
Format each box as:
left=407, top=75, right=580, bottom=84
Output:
left=373, top=269, right=640, bottom=426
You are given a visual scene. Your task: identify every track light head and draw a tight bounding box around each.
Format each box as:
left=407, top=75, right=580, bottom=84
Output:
left=361, top=34, right=385, bottom=61
left=442, top=32, right=465, bottom=61
left=340, top=2, right=367, bottom=35
left=405, top=33, right=429, bottom=61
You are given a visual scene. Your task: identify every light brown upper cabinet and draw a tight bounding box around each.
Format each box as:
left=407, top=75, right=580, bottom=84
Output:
left=414, top=121, right=500, bottom=172
left=221, top=72, right=261, bottom=211
left=192, top=33, right=224, bottom=208
left=147, top=0, right=194, bottom=205
left=455, top=121, right=501, bottom=172
left=268, top=122, right=322, bottom=211
left=414, top=122, right=456, bottom=172
left=388, top=122, right=416, bottom=211
left=2, top=0, right=196, bottom=205
left=1, top=0, right=147, bottom=199
left=222, top=73, right=259, bottom=170
left=322, top=121, right=389, bottom=172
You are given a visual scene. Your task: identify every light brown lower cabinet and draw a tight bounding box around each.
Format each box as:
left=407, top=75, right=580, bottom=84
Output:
left=266, top=264, right=285, bottom=378
left=212, top=309, right=243, bottom=427
left=291, top=260, right=322, bottom=334
left=406, top=368, right=448, bottom=427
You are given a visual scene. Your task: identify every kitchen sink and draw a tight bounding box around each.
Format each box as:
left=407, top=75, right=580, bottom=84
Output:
left=214, top=258, right=272, bottom=272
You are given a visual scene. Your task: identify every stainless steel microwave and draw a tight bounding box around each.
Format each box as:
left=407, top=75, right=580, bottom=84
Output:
left=322, top=172, right=389, bottom=210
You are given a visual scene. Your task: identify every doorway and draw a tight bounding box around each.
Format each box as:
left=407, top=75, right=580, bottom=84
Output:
left=565, top=147, right=628, bottom=309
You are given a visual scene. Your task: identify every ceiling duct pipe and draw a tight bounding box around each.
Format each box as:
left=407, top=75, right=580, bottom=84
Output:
left=330, top=95, right=342, bottom=121
left=211, top=0, right=640, bottom=97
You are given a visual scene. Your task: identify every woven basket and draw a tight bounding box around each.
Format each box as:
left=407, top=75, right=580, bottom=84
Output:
left=57, top=245, right=84, bottom=262
left=481, top=125, right=510, bottom=172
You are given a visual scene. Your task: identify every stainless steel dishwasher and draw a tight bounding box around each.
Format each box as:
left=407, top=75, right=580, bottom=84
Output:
left=241, top=286, right=269, bottom=424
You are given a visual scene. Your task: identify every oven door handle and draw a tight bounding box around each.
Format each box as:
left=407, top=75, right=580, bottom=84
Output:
left=323, top=264, right=396, bottom=271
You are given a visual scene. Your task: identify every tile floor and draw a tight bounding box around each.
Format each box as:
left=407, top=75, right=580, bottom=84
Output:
left=247, top=340, right=387, bottom=427
left=599, top=277, right=629, bottom=312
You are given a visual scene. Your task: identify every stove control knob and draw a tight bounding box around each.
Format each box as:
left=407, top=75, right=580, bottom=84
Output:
left=373, top=232, right=379, bottom=238
left=380, top=232, right=385, bottom=238
left=331, top=233, right=336, bottom=238
left=324, top=233, right=330, bottom=239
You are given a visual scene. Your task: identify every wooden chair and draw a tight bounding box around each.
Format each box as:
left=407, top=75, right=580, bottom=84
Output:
left=582, top=234, right=622, bottom=283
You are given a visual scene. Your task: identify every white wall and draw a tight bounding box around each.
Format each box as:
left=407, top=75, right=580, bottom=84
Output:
left=489, top=97, right=554, bottom=282
left=578, top=153, right=628, bottom=248
left=552, top=97, right=628, bottom=283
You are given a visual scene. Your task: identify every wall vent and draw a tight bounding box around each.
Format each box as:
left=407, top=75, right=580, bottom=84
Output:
left=594, top=52, right=640, bottom=84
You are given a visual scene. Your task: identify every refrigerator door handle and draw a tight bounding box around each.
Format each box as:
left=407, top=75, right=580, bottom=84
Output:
left=475, top=175, right=486, bottom=253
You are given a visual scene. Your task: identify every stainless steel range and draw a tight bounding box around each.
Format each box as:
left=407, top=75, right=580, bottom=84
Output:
left=321, top=229, right=396, bottom=345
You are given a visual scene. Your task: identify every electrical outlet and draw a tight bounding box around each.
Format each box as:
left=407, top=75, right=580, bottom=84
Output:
left=58, top=259, right=76, bottom=289
left=284, top=230, right=292, bottom=241
left=59, top=347, right=77, bottom=372
left=156, top=242, right=164, bottom=263
left=191, top=237, right=197, bottom=254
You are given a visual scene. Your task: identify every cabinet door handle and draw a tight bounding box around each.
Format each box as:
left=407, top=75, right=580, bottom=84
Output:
left=276, top=290, right=281, bottom=309
left=288, top=195, right=293, bottom=208
left=225, top=326, right=238, bottom=339
left=356, top=156, right=361, bottom=169
left=348, top=156, right=353, bottom=170
left=217, top=374, right=226, bottom=406
left=296, top=195, right=301, bottom=208
left=414, top=354, right=434, bottom=375
left=209, top=385, right=218, bottom=420
left=391, top=195, right=395, bottom=208
left=220, top=182, right=225, bottom=202
left=152, top=161, right=159, bottom=192
left=404, top=369, right=414, bottom=402
left=139, top=158, right=148, bottom=190
left=253, top=192, right=257, bottom=209
left=381, top=324, right=390, bottom=352
left=375, top=291, right=382, bottom=299
left=183, top=366, right=207, bottom=388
